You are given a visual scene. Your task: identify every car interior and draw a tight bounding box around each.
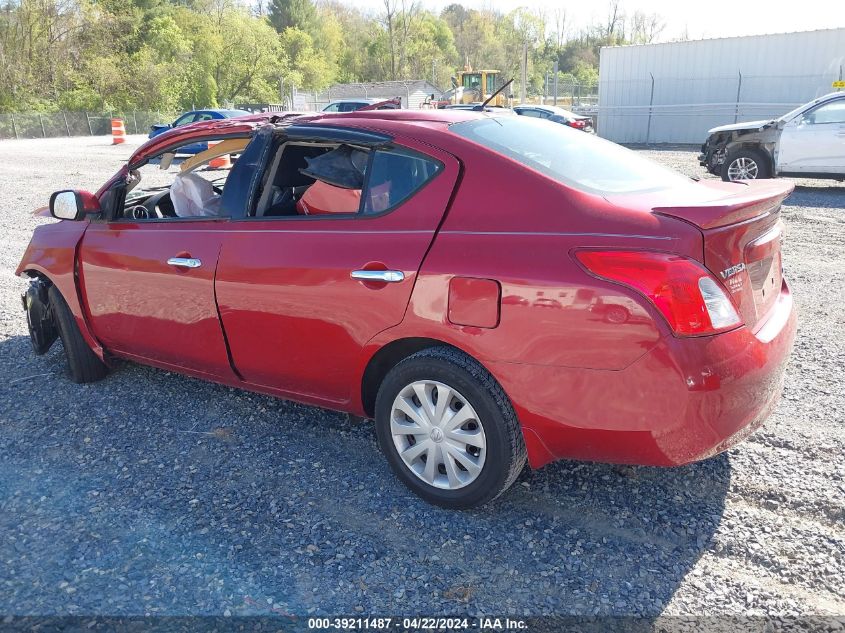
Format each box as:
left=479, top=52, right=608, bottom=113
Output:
left=119, top=138, right=248, bottom=220
left=118, top=136, right=441, bottom=221
left=251, top=141, right=440, bottom=218
left=253, top=143, right=367, bottom=217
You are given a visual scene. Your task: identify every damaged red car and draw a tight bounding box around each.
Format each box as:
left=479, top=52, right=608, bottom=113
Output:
left=18, top=110, right=797, bottom=508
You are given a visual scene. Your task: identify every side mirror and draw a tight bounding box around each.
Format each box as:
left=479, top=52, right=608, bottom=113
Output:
left=50, top=190, right=100, bottom=221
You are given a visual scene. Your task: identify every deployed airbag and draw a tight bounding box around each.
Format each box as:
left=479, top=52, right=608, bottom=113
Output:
left=299, top=144, right=368, bottom=189
left=170, top=172, right=222, bottom=217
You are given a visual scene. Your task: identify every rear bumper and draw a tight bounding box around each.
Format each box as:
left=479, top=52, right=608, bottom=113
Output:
left=495, top=280, right=797, bottom=469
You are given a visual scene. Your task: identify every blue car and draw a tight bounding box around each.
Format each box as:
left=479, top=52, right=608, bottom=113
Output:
left=148, top=109, right=251, bottom=154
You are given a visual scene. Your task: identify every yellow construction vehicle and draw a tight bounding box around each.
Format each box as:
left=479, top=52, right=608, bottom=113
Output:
left=451, top=68, right=507, bottom=106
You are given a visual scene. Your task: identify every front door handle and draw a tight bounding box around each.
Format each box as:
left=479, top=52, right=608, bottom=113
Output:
left=167, top=257, right=202, bottom=269
left=350, top=269, right=404, bottom=283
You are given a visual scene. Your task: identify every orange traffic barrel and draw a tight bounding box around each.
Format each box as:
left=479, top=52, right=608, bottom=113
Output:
left=208, top=140, right=231, bottom=169
left=111, top=118, right=126, bottom=145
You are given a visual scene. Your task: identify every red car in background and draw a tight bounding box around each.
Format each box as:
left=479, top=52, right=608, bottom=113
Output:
left=513, top=104, right=595, bottom=133
left=18, top=110, right=796, bottom=508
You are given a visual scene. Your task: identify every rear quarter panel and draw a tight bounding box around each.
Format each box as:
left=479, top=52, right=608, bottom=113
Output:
left=367, top=138, right=703, bottom=370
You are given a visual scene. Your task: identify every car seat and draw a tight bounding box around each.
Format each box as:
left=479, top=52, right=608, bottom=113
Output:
left=296, top=181, right=361, bottom=215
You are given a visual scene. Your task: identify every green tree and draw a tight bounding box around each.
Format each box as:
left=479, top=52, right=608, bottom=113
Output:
left=0, top=0, right=649, bottom=115
left=268, top=0, right=316, bottom=35
left=278, top=26, right=332, bottom=91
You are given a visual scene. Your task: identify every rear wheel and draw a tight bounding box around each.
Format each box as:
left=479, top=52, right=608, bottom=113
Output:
left=375, top=347, right=526, bottom=509
left=721, top=148, right=771, bottom=182
left=48, top=285, right=108, bottom=383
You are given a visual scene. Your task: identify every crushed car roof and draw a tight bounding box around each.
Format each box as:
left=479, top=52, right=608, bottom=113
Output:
left=128, top=108, right=487, bottom=166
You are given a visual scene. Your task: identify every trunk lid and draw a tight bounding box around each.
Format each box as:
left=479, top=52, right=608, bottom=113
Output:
left=651, top=179, right=793, bottom=331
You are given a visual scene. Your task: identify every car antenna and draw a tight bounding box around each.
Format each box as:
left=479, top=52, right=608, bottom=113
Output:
left=473, top=78, right=513, bottom=111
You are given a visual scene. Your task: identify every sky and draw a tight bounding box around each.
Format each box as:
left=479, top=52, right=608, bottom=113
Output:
left=348, top=0, right=845, bottom=42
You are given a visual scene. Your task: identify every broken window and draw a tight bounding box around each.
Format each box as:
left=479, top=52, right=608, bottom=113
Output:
left=119, top=138, right=249, bottom=221
left=251, top=140, right=441, bottom=219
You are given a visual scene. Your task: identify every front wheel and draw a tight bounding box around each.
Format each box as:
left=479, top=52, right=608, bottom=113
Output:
left=48, top=285, right=108, bottom=383
left=375, top=347, right=527, bottom=509
left=721, top=148, right=771, bottom=182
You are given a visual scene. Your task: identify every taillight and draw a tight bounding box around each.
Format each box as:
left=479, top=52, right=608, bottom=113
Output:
left=574, top=250, right=743, bottom=336
left=567, top=119, right=587, bottom=129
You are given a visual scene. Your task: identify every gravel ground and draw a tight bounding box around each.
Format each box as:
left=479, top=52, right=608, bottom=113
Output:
left=0, top=136, right=843, bottom=618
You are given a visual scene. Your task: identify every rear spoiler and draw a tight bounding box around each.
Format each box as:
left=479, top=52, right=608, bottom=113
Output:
left=653, top=180, right=794, bottom=229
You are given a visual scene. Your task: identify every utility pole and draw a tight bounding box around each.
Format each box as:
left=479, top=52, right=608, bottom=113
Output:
left=553, top=60, right=559, bottom=106
left=520, top=42, right=528, bottom=104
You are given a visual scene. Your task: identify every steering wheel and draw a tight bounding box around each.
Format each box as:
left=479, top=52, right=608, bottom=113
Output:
left=128, top=205, right=151, bottom=220
left=143, top=190, right=172, bottom=218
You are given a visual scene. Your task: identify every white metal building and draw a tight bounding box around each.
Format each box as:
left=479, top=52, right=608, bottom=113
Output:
left=598, top=28, right=845, bottom=144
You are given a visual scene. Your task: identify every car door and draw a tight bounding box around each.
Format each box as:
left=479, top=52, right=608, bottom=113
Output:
left=214, top=129, right=460, bottom=405
left=77, top=132, right=268, bottom=378
left=776, top=98, right=845, bottom=173
left=79, top=220, right=230, bottom=376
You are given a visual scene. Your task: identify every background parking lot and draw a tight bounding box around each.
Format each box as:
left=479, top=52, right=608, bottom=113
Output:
left=0, top=136, right=842, bottom=617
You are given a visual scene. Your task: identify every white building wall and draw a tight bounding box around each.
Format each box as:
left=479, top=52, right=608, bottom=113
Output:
left=407, top=89, right=439, bottom=110
left=598, top=28, right=845, bottom=144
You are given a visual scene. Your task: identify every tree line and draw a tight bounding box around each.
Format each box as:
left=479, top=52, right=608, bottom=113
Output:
left=0, top=0, right=665, bottom=113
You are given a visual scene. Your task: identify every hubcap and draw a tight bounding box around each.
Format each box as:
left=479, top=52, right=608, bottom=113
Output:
left=727, top=156, right=759, bottom=181
left=390, top=380, right=486, bottom=490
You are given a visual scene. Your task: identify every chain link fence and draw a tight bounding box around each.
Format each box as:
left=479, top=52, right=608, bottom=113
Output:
left=535, top=77, right=599, bottom=110
left=297, top=79, right=600, bottom=113
left=0, top=111, right=174, bottom=140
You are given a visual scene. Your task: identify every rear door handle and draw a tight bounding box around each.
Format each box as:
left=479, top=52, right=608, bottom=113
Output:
left=167, top=257, right=202, bottom=268
left=350, top=270, right=404, bottom=283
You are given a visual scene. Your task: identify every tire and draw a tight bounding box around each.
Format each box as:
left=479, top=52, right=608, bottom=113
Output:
left=721, top=148, right=771, bottom=182
left=374, top=346, right=527, bottom=509
left=24, top=279, right=58, bottom=355
left=48, top=285, right=108, bottom=383
left=706, top=151, right=722, bottom=176
left=605, top=305, right=629, bottom=324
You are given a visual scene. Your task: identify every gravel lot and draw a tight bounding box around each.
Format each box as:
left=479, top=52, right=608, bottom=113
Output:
left=0, top=136, right=843, bottom=619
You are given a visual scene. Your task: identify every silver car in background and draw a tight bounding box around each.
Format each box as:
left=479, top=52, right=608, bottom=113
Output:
left=699, top=92, right=845, bottom=182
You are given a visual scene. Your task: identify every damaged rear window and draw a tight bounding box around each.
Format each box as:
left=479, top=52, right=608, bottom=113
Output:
left=450, top=117, right=692, bottom=195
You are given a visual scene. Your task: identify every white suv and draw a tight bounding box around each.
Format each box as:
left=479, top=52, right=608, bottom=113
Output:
left=699, top=92, right=845, bottom=182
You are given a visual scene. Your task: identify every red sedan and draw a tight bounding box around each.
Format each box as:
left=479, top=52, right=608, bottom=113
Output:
left=18, top=110, right=796, bottom=508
